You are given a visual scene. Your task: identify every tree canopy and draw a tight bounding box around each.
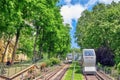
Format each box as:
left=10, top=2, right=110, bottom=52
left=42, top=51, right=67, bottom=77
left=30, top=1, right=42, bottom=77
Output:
left=75, top=2, right=120, bottom=66
left=0, top=0, right=71, bottom=63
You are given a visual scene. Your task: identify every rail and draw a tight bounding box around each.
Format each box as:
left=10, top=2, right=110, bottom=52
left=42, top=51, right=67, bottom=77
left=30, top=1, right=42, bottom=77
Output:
left=0, top=64, right=39, bottom=80
left=84, top=71, right=113, bottom=80
left=97, top=71, right=113, bottom=80
left=35, top=64, right=69, bottom=80
left=72, top=62, right=76, bottom=80
left=10, top=64, right=37, bottom=79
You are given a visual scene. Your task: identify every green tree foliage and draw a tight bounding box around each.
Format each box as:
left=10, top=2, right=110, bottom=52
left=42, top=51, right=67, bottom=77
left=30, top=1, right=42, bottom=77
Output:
left=18, top=27, right=34, bottom=58
left=70, top=48, right=81, bottom=53
left=0, top=0, right=71, bottom=63
left=75, top=2, right=120, bottom=66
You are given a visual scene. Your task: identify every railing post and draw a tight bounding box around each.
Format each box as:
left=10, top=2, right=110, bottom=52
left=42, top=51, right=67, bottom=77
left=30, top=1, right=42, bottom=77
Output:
left=8, top=66, right=9, bottom=77
left=119, top=75, right=120, bottom=80
left=72, top=62, right=76, bottom=80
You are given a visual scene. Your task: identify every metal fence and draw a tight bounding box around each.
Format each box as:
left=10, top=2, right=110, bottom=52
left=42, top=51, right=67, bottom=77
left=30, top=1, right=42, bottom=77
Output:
left=0, top=59, right=43, bottom=78
left=98, top=66, right=120, bottom=80
left=72, top=63, right=76, bottom=80
left=0, top=61, right=32, bottom=77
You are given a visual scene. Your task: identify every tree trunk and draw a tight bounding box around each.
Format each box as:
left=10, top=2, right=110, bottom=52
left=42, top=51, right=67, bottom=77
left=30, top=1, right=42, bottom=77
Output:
left=1, top=39, right=10, bottom=63
left=11, top=28, right=21, bottom=64
left=39, top=42, right=43, bottom=59
left=33, top=26, right=40, bottom=63
left=38, top=29, right=44, bottom=59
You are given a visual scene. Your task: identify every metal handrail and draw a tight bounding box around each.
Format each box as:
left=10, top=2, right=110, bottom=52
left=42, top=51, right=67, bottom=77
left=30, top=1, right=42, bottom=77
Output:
left=72, top=62, right=76, bottom=80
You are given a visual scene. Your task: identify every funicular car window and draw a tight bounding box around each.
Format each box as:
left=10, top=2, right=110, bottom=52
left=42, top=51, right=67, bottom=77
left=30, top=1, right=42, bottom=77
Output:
left=84, top=50, right=94, bottom=56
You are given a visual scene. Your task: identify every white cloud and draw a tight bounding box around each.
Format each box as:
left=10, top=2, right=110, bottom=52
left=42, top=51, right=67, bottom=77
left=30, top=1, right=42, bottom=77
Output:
left=60, top=4, right=85, bottom=27
left=60, top=0, right=97, bottom=27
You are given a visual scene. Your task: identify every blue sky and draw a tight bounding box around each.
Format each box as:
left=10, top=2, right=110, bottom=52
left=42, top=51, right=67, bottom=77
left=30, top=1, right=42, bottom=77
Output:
left=58, top=0, right=120, bottom=48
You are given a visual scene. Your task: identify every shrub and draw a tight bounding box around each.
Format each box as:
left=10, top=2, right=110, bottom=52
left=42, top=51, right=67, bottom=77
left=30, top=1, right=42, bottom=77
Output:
left=44, top=60, right=52, bottom=67
left=50, top=57, right=60, bottom=66
left=96, top=47, right=115, bottom=67
left=41, top=57, right=61, bottom=67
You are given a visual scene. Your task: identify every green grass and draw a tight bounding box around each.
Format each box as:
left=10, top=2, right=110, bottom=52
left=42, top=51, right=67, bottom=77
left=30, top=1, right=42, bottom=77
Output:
left=63, top=61, right=83, bottom=80
left=63, top=63, right=73, bottom=80
left=74, top=63, right=83, bottom=80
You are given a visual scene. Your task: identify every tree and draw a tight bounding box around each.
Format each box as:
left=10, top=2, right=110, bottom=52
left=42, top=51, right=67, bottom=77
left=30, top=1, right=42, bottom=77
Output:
left=95, top=46, right=115, bottom=66
left=75, top=2, right=120, bottom=66
left=0, top=0, right=71, bottom=63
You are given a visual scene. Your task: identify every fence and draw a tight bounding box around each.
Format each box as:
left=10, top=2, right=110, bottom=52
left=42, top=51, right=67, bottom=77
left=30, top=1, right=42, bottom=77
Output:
left=98, top=66, right=120, bottom=80
left=0, top=61, right=32, bottom=77
left=72, top=62, right=76, bottom=80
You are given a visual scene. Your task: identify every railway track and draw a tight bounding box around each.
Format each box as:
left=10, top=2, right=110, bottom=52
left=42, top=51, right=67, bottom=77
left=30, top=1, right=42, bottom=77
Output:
left=84, top=71, right=113, bottom=80
left=35, top=64, right=69, bottom=80
left=84, top=74, right=98, bottom=80
left=96, top=71, right=113, bottom=80
left=47, top=64, right=69, bottom=80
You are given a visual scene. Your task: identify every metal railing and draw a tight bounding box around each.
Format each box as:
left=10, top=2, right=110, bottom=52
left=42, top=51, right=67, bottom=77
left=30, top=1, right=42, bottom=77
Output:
left=0, top=62, right=32, bottom=77
left=98, top=66, right=120, bottom=80
left=72, top=62, right=76, bottom=80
